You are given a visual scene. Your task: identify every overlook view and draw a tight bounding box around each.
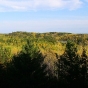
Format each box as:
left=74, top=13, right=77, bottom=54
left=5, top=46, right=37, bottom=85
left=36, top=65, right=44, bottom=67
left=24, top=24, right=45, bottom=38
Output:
left=0, top=0, right=88, bottom=88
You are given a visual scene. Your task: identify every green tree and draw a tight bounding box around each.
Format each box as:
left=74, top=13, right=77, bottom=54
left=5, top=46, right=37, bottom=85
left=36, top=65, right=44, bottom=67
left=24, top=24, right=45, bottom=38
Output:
left=0, top=46, right=11, bottom=63
left=80, top=49, right=88, bottom=87
left=6, top=40, right=48, bottom=88
left=22, top=39, right=39, bottom=58
left=57, top=41, right=81, bottom=88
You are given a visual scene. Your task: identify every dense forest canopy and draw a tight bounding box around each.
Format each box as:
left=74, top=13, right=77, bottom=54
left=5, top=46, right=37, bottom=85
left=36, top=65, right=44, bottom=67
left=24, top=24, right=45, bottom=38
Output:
left=0, top=31, right=88, bottom=88
left=0, top=31, right=88, bottom=63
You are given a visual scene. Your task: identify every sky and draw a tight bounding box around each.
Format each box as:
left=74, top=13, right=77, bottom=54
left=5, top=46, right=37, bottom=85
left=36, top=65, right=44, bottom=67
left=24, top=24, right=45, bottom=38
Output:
left=0, top=0, right=88, bottom=34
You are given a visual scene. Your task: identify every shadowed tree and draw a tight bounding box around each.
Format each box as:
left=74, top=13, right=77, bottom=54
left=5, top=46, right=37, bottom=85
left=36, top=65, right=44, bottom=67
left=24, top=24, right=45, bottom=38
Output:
left=80, top=48, right=88, bottom=87
left=6, top=40, right=48, bottom=88
left=0, top=63, right=4, bottom=87
left=57, top=41, right=81, bottom=88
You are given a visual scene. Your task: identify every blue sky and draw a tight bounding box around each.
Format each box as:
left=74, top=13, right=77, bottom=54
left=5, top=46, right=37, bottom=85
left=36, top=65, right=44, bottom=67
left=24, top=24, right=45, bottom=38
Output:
left=0, top=0, right=88, bottom=33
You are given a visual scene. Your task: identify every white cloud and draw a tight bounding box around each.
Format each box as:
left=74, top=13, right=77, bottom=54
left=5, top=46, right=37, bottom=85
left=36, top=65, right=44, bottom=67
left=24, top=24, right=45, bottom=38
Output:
left=0, top=0, right=83, bottom=12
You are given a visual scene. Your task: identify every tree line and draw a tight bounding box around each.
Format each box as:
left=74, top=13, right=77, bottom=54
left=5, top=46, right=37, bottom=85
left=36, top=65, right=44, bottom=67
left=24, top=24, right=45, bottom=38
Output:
left=0, top=31, right=88, bottom=64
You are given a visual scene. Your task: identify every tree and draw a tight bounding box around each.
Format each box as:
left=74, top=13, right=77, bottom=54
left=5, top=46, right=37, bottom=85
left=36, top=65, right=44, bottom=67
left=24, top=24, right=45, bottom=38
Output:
left=0, top=63, right=6, bottom=87
left=0, top=46, right=11, bottom=63
left=57, top=41, right=81, bottom=88
left=6, top=40, right=48, bottom=88
left=22, top=39, right=39, bottom=58
left=80, top=49, right=88, bottom=87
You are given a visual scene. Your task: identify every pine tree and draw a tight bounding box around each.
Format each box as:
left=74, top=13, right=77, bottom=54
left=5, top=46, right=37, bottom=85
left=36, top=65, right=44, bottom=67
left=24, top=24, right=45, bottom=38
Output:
left=57, top=41, right=81, bottom=88
left=80, top=48, right=88, bottom=87
left=6, top=40, right=48, bottom=88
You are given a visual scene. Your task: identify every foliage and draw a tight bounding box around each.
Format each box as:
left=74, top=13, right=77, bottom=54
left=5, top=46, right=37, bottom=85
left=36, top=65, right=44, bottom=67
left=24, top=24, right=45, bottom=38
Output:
left=0, top=35, right=88, bottom=87
left=6, top=42, right=48, bottom=88
left=0, top=31, right=88, bottom=64
left=0, top=45, right=11, bottom=63
left=57, top=41, right=88, bottom=88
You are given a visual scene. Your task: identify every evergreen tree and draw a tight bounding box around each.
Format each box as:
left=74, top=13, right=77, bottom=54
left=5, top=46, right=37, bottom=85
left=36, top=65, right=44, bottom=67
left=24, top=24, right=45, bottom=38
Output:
left=57, top=41, right=81, bottom=88
left=6, top=40, right=48, bottom=88
left=80, top=49, right=88, bottom=87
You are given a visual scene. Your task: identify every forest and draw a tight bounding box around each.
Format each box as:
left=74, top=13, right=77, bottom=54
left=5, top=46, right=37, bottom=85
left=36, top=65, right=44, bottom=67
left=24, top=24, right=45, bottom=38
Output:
left=0, top=31, right=88, bottom=88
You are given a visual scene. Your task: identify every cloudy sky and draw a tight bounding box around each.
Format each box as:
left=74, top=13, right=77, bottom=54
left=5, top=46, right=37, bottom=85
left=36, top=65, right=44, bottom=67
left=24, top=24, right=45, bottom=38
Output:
left=0, top=0, right=88, bottom=33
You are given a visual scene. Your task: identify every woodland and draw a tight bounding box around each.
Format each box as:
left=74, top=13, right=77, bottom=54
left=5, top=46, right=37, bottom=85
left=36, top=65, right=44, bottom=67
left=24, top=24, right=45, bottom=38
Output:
left=0, top=31, right=88, bottom=88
